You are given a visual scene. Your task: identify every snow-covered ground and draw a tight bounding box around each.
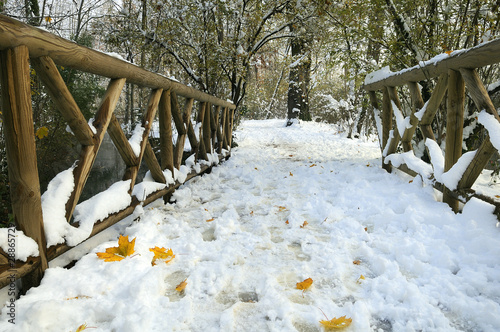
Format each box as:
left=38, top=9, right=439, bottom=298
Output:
left=2, top=119, right=500, bottom=332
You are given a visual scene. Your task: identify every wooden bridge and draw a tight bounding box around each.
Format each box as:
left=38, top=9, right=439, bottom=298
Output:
left=364, top=38, right=500, bottom=217
left=1, top=13, right=500, bottom=294
left=0, top=15, right=235, bottom=291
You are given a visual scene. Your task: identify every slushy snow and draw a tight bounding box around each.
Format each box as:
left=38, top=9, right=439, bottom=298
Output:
left=1, top=120, right=499, bottom=332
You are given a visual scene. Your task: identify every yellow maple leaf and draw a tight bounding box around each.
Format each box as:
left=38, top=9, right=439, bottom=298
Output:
left=74, top=323, right=89, bottom=332
left=36, top=126, right=49, bottom=139
left=296, top=277, right=313, bottom=290
left=445, top=50, right=453, bottom=55
left=44, top=16, right=53, bottom=23
left=176, top=279, right=187, bottom=292
left=150, top=246, right=175, bottom=266
left=300, top=221, right=309, bottom=228
left=357, top=275, right=365, bottom=284
left=96, top=235, right=136, bottom=262
left=320, top=316, right=352, bottom=330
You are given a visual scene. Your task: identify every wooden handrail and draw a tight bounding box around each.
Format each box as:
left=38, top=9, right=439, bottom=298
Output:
left=0, top=15, right=236, bottom=292
left=364, top=37, right=500, bottom=217
left=0, top=15, right=235, bottom=110
left=364, top=38, right=500, bottom=91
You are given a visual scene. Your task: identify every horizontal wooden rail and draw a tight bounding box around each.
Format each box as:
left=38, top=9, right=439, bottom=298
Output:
left=0, top=15, right=235, bottom=110
left=0, top=15, right=236, bottom=292
left=364, top=38, right=500, bottom=91
left=364, top=37, right=500, bottom=218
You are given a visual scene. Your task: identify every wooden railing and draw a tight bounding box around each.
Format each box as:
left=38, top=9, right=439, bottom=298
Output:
left=0, top=15, right=236, bottom=290
left=364, top=38, right=500, bottom=217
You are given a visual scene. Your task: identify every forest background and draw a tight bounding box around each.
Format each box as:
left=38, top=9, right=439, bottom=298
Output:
left=0, top=0, right=499, bottom=225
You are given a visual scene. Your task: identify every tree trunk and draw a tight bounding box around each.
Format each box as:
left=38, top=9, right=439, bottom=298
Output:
left=287, top=27, right=311, bottom=126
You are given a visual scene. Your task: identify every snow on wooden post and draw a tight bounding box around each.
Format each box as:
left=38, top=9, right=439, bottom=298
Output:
left=386, top=86, right=403, bottom=153
left=184, top=98, right=198, bottom=159
left=404, top=82, right=424, bottom=151
left=381, top=87, right=393, bottom=172
left=123, top=88, right=163, bottom=191
left=159, top=89, right=174, bottom=175
left=65, top=78, right=126, bottom=221
left=443, top=69, right=465, bottom=212
left=457, top=68, right=500, bottom=190
left=197, top=102, right=208, bottom=161
left=0, top=46, right=48, bottom=289
left=171, top=92, right=186, bottom=169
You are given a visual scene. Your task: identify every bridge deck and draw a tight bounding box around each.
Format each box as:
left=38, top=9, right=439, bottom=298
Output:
left=2, top=120, right=499, bottom=331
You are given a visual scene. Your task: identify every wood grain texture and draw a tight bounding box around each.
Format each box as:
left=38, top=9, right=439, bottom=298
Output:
left=0, top=15, right=235, bottom=110
left=0, top=46, right=48, bottom=288
left=443, top=70, right=465, bottom=212
left=159, top=90, right=174, bottom=174
left=31, top=56, right=96, bottom=146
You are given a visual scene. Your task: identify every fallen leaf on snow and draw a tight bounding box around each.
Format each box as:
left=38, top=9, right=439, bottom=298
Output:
left=206, top=218, right=214, bottom=222
left=96, top=235, right=136, bottom=262
left=319, top=316, right=352, bottom=330
left=150, top=246, right=175, bottom=266
left=176, top=279, right=187, bottom=292
left=300, top=221, right=309, bottom=228
left=65, top=295, right=91, bottom=300
left=357, top=275, right=365, bottom=284
left=285, top=220, right=289, bottom=225
left=289, top=171, right=293, bottom=176
left=296, top=277, right=313, bottom=290
left=353, top=260, right=361, bottom=265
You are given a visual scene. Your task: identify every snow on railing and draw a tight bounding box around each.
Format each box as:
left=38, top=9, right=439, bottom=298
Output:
left=364, top=37, right=500, bottom=218
left=0, top=15, right=235, bottom=291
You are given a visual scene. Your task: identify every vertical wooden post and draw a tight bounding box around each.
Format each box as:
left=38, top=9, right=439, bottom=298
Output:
left=159, top=89, right=174, bottom=175
left=197, top=102, right=208, bottom=161
left=404, top=82, right=424, bottom=151
left=171, top=92, right=186, bottom=169
left=221, top=108, right=228, bottom=150
left=386, top=87, right=403, bottom=155
left=215, top=106, right=223, bottom=153
left=210, top=105, right=218, bottom=149
left=228, top=108, right=235, bottom=148
left=183, top=98, right=198, bottom=156
left=381, top=87, right=393, bottom=172
left=0, top=46, right=48, bottom=290
left=443, top=69, right=465, bottom=212
left=203, top=102, right=212, bottom=159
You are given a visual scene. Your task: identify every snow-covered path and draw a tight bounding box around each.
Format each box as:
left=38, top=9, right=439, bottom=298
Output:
left=2, top=119, right=500, bottom=332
